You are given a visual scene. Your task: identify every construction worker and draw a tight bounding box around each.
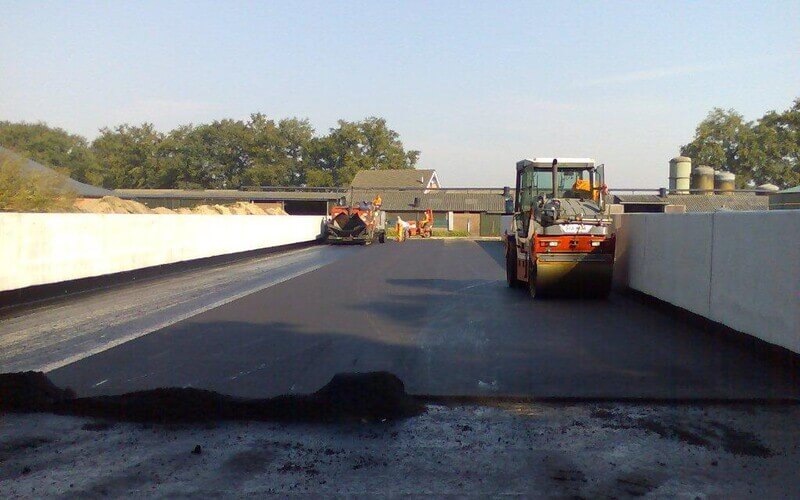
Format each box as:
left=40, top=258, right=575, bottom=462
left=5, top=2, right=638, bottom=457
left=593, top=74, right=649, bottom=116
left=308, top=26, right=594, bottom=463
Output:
left=372, top=194, right=382, bottom=209
left=396, top=216, right=409, bottom=242
left=571, top=177, right=594, bottom=200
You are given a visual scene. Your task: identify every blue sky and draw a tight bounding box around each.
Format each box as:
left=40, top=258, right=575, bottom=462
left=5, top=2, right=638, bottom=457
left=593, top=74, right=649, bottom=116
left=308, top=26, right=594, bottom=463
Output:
left=1, top=1, right=798, bottom=187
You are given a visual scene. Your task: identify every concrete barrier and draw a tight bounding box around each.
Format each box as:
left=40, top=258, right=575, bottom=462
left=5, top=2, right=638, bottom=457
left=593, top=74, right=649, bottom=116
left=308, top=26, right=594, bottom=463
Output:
left=614, top=211, right=800, bottom=354
left=0, top=213, right=326, bottom=293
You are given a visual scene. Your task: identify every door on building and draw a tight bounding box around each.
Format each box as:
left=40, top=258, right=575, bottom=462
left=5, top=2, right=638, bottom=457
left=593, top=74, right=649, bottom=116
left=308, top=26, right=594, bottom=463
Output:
left=479, top=213, right=502, bottom=236
left=452, top=213, right=480, bottom=236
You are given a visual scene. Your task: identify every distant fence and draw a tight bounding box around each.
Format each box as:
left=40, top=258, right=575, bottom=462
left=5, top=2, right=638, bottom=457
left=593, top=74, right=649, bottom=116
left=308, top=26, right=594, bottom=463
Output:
left=0, top=213, right=326, bottom=293
left=613, top=211, right=800, bottom=354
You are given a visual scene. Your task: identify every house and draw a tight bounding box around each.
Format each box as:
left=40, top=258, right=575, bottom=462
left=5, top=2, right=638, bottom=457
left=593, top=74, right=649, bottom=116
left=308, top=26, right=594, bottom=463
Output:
left=347, top=169, right=514, bottom=236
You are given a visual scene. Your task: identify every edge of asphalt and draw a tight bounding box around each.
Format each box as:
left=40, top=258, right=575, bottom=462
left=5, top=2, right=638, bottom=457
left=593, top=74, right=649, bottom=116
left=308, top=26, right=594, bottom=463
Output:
left=0, top=239, right=324, bottom=316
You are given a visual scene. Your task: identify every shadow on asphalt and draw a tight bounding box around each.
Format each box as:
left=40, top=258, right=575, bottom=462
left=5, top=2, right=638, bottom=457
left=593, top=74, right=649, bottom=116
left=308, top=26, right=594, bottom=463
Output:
left=474, top=240, right=506, bottom=269
left=344, top=279, right=800, bottom=400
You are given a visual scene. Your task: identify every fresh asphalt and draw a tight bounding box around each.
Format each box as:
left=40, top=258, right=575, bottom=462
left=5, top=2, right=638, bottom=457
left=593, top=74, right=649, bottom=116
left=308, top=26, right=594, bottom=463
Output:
left=49, top=240, right=799, bottom=400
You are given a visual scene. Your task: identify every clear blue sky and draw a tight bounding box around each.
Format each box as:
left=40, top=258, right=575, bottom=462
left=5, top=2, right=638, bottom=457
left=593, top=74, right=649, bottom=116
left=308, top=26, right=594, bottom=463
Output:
left=2, top=0, right=798, bottom=187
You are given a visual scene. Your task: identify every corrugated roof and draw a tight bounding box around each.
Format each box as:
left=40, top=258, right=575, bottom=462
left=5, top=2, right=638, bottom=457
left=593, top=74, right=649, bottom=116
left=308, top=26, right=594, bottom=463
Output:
left=613, top=194, right=668, bottom=204
left=615, top=193, right=768, bottom=212
left=0, top=146, right=113, bottom=198
left=115, top=188, right=346, bottom=201
left=350, top=189, right=510, bottom=213
left=350, top=169, right=437, bottom=189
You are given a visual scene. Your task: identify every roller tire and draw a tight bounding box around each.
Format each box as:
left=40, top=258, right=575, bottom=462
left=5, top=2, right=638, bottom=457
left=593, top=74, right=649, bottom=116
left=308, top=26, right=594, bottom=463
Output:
left=506, top=244, right=523, bottom=289
left=528, top=259, right=538, bottom=299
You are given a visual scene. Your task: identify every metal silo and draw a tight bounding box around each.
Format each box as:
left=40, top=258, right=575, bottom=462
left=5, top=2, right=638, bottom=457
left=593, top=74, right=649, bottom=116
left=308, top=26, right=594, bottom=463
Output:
left=756, top=183, right=780, bottom=196
left=669, top=156, right=692, bottom=194
left=714, top=171, right=736, bottom=194
left=690, top=166, right=715, bottom=193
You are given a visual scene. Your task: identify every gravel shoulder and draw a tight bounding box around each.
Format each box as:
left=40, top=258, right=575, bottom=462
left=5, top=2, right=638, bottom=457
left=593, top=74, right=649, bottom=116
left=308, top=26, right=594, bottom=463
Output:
left=1, top=403, right=798, bottom=497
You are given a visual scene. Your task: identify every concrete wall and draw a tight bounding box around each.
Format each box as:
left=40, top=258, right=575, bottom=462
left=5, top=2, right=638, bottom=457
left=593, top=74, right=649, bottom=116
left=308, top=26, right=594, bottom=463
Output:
left=0, top=213, right=325, bottom=292
left=614, top=211, right=800, bottom=354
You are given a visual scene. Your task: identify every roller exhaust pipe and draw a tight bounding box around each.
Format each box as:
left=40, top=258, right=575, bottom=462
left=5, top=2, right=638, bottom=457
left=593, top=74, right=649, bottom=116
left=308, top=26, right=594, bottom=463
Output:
left=551, top=159, right=558, bottom=199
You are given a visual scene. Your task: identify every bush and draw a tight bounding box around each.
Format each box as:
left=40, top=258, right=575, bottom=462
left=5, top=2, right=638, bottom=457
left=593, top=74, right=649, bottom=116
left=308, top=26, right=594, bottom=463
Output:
left=0, top=156, right=76, bottom=212
left=385, top=226, right=470, bottom=238
left=431, top=229, right=469, bottom=237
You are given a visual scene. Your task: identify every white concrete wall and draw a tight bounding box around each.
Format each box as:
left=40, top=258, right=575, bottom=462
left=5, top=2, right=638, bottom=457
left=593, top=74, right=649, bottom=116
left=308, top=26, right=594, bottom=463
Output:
left=0, top=213, right=326, bottom=292
left=614, top=211, right=800, bottom=354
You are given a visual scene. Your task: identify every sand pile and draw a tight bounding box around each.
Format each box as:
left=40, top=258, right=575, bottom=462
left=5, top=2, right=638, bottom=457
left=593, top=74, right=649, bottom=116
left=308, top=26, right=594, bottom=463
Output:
left=151, top=207, right=176, bottom=214
left=73, top=196, right=284, bottom=215
left=190, top=204, right=218, bottom=215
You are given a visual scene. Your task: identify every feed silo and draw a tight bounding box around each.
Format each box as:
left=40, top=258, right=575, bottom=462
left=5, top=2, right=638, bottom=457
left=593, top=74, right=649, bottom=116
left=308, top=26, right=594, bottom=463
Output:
left=714, top=171, right=736, bottom=194
left=690, top=166, right=715, bottom=193
left=669, top=156, right=691, bottom=194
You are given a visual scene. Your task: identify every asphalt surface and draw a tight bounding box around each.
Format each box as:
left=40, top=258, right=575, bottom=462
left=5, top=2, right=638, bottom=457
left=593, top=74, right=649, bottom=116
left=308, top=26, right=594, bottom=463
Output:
left=0, top=245, right=360, bottom=373
left=48, top=240, right=799, bottom=400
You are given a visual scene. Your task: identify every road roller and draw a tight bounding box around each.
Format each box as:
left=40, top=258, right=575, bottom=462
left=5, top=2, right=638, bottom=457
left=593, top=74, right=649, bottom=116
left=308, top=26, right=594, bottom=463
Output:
left=505, top=158, right=615, bottom=298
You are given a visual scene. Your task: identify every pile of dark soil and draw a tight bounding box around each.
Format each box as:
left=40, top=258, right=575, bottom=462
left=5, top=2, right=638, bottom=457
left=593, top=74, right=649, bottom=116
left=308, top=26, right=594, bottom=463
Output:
left=0, top=371, right=75, bottom=411
left=0, top=371, right=424, bottom=424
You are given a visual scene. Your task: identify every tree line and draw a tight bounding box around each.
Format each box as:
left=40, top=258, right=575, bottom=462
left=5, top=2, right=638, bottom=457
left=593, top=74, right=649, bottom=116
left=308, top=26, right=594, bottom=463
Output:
left=0, top=115, right=420, bottom=189
left=681, top=98, right=800, bottom=188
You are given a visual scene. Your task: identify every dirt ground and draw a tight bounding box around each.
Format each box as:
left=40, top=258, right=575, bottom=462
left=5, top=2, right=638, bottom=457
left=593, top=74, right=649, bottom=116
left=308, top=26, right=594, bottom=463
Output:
left=1, top=403, right=798, bottom=497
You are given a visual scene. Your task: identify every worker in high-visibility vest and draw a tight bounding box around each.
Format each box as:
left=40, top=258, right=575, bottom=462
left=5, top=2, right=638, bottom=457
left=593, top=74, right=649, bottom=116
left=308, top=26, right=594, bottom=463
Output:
left=396, top=216, right=409, bottom=242
left=372, top=194, right=382, bottom=209
left=571, top=178, right=596, bottom=200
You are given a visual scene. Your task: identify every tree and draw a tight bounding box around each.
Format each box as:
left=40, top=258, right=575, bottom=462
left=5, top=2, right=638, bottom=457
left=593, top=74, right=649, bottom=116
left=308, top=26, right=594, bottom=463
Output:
left=1, top=115, right=420, bottom=189
left=0, top=121, right=101, bottom=185
left=752, top=99, right=800, bottom=188
left=92, top=123, right=163, bottom=188
left=680, top=109, right=756, bottom=187
left=277, top=117, right=315, bottom=185
left=240, top=113, right=287, bottom=187
left=156, top=125, right=211, bottom=189
left=681, top=100, right=800, bottom=188
left=311, top=117, right=420, bottom=186
left=0, top=155, right=75, bottom=212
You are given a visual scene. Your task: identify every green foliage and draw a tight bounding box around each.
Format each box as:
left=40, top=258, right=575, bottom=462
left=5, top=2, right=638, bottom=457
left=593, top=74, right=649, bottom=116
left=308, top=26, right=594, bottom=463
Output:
left=92, top=123, right=164, bottom=188
left=681, top=99, right=800, bottom=188
left=311, top=118, right=420, bottom=186
left=431, top=229, right=469, bottom=237
left=0, top=116, right=420, bottom=190
left=0, top=121, right=101, bottom=185
left=386, top=227, right=469, bottom=238
left=0, top=156, right=76, bottom=212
